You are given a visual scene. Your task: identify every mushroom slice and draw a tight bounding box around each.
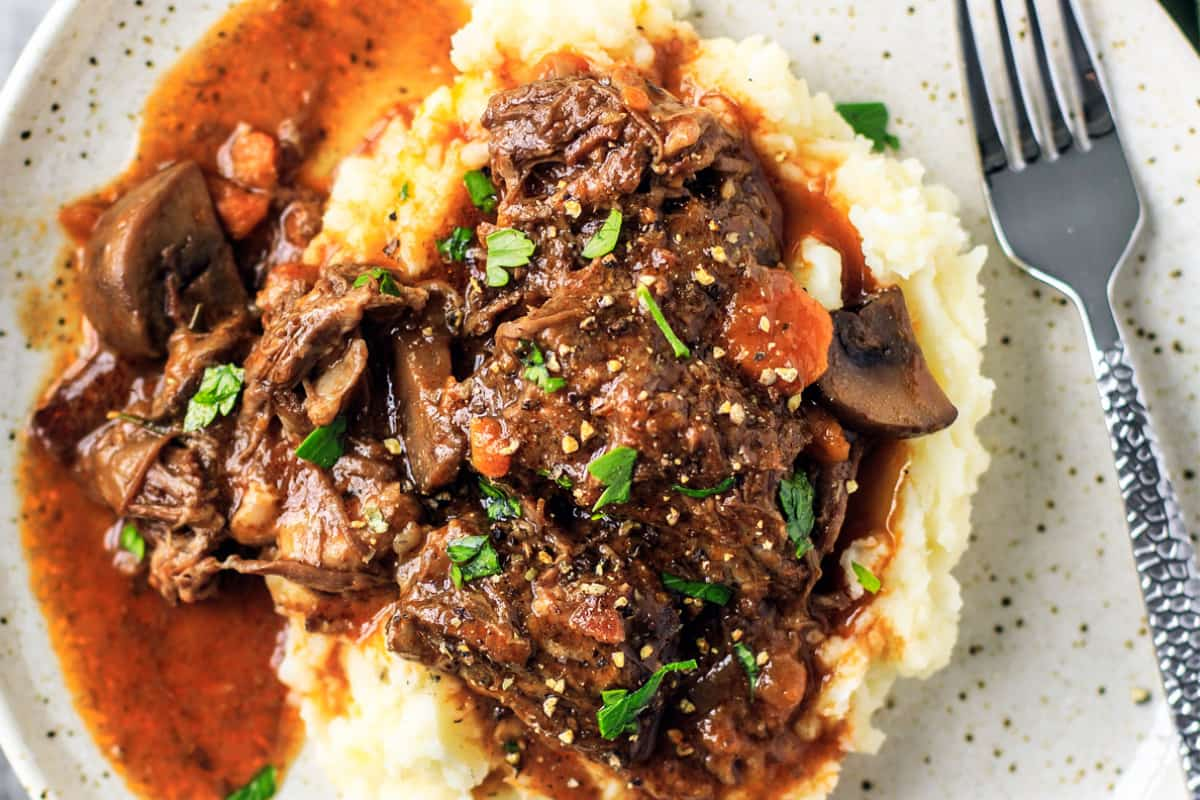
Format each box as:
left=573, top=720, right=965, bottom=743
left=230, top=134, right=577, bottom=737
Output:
left=81, top=161, right=247, bottom=360
left=816, top=286, right=957, bottom=437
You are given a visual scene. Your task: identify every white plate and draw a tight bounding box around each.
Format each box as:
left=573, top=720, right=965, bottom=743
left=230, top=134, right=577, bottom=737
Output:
left=0, top=1, right=1197, bottom=798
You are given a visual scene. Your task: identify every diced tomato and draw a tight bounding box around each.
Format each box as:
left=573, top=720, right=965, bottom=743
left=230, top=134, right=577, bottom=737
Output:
left=721, top=269, right=833, bottom=397
left=208, top=175, right=270, bottom=240
left=469, top=417, right=513, bottom=479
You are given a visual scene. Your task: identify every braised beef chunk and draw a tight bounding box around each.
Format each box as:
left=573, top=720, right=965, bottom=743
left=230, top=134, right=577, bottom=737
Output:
left=467, top=73, right=781, bottom=328
left=34, top=76, right=960, bottom=799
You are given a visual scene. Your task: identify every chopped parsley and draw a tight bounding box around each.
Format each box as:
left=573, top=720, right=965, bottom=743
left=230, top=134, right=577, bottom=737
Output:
left=464, top=169, right=498, bottom=214
left=581, top=208, right=623, bottom=259
left=852, top=561, right=881, bottom=594
left=732, top=642, right=759, bottom=699
left=661, top=572, right=732, bottom=606
left=835, top=102, right=900, bottom=152
left=485, top=228, right=535, bottom=287
left=183, top=363, right=245, bottom=433
left=226, top=765, right=277, bottom=800
left=671, top=476, right=735, bottom=499
left=353, top=267, right=402, bottom=296
left=479, top=477, right=521, bottom=521
left=295, top=416, right=347, bottom=469
left=437, top=226, right=473, bottom=262
left=779, top=472, right=815, bottom=558
left=587, top=446, right=638, bottom=512
left=447, top=534, right=502, bottom=588
left=400, top=182, right=411, bottom=201
left=110, top=411, right=171, bottom=435
left=596, top=659, right=698, bottom=740
left=119, top=522, right=146, bottom=563
left=519, top=340, right=566, bottom=393
left=538, top=468, right=573, bottom=489
left=636, top=284, right=690, bottom=359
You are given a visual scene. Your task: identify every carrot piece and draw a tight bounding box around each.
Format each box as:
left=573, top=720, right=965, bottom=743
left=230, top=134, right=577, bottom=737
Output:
left=226, top=128, right=279, bottom=190
left=721, top=269, right=833, bottom=397
left=469, top=417, right=513, bottom=479
left=208, top=176, right=270, bottom=240
left=805, top=405, right=851, bottom=463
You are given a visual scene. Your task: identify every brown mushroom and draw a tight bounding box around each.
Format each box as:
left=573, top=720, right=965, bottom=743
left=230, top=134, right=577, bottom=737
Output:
left=81, top=161, right=247, bottom=360
left=816, top=286, right=957, bottom=437
left=393, top=329, right=465, bottom=492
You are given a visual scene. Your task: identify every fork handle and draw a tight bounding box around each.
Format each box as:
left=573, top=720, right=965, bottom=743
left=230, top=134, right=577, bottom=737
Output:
left=1095, top=340, right=1200, bottom=792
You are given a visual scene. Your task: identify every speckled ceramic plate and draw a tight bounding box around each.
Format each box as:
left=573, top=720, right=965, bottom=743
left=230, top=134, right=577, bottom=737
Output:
left=1, top=1, right=1197, bottom=798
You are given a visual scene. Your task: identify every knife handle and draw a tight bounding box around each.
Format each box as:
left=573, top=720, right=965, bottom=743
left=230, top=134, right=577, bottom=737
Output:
left=1095, top=340, right=1200, bottom=794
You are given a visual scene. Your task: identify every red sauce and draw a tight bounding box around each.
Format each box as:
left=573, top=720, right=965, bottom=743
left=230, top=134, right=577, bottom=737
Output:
left=22, top=0, right=465, bottom=797
left=20, top=438, right=301, bottom=800
left=62, top=0, right=467, bottom=227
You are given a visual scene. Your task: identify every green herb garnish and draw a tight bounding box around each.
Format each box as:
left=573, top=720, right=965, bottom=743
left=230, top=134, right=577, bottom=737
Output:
left=661, top=572, right=732, bottom=606
left=485, top=228, right=535, bottom=287
left=732, top=642, right=759, bottom=699
left=479, top=478, right=521, bottom=521
left=671, top=476, right=734, bottom=499
left=400, top=182, right=411, bottom=201
left=183, top=363, right=245, bottom=432
left=464, top=169, right=498, bottom=213
left=519, top=340, right=566, bottom=393
left=596, top=659, right=698, bottom=740
left=110, top=411, right=171, bottom=435
left=581, top=208, right=623, bottom=259
left=447, top=534, right=502, bottom=588
left=537, top=468, right=573, bottom=489
left=119, top=522, right=146, bottom=563
left=587, top=446, right=638, bottom=512
left=437, top=226, right=473, bottom=262
left=226, top=765, right=277, bottom=800
left=353, top=267, right=402, bottom=296
left=779, top=472, right=815, bottom=558
left=636, top=285, right=690, bottom=359
left=852, top=561, right=881, bottom=594
left=295, top=416, right=347, bottom=469
left=835, top=102, right=900, bottom=152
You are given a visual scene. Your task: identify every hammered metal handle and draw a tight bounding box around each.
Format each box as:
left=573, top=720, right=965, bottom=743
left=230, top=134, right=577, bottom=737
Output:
left=1095, top=341, right=1200, bottom=793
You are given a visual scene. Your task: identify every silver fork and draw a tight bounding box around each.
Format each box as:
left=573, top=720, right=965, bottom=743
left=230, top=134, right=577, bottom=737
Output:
left=957, top=0, right=1200, bottom=792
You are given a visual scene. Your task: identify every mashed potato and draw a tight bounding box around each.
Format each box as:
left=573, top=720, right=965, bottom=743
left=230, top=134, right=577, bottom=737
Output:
left=283, top=2, right=992, bottom=797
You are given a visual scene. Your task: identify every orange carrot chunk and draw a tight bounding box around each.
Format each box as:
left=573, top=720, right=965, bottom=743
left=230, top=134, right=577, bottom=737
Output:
left=469, top=417, right=513, bottom=479
left=721, top=269, right=833, bottom=398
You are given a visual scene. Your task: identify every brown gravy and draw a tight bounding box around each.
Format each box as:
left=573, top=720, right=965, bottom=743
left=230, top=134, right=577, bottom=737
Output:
left=778, top=180, right=876, bottom=307
left=22, top=0, right=464, bottom=797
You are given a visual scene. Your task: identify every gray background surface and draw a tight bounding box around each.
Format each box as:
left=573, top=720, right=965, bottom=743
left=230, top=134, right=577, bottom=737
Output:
left=1, top=1, right=48, bottom=795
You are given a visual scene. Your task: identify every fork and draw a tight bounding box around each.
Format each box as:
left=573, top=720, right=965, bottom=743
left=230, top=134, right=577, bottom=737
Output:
left=957, top=0, right=1200, bottom=791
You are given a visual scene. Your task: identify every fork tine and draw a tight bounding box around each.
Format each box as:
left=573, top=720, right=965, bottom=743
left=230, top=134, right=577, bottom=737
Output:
left=1058, top=0, right=1115, bottom=138
left=957, top=0, right=1009, bottom=173
left=1023, top=0, right=1073, bottom=153
left=992, top=0, right=1041, bottom=163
